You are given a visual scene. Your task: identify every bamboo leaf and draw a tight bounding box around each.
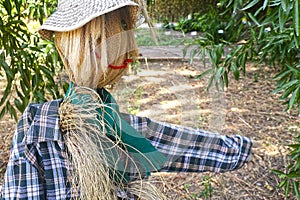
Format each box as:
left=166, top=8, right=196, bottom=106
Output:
left=3, top=0, right=12, bottom=15
left=223, top=70, right=229, bottom=87
left=215, top=67, right=224, bottom=81
left=0, top=106, right=6, bottom=119
left=273, top=69, right=292, bottom=80
left=231, top=64, right=240, bottom=80
left=189, top=48, right=196, bottom=63
left=279, top=7, right=286, bottom=32
left=278, top=179, right=287, bottom=188
left=247, top=13, right=260, bottom=26
left=273, top=169, right=287, bottom=176
left=288, top=87, right=300, bottom=110
left=242, top=0, right=260, bottom=11
left=294, top=0, right=299, bottom=36
left=195, top=68, right=214, bottom=79
left=281, top=0, right=287, bottom=12
left=287, top=171, right=300, bottom=179
left=293, top=182, right=300, bottom=198
left=207, top=75, right=214, bottom=91
left=263, top=0, right=269, bottom=10
left=0, top=81, right=12, bottom=106
left=1, top=59, right=14, bottom=79
left=279, top=84, right=297, bottom=100
left=14, top=98, right=23, bottom=112
left=285, top=181, right=291, bottom=197
left=273, top=80, right=299, bottom=94
left=288, top=144, right=300, bottom=149
left=295, top=157, right=300, bottom=171
left=7, top=103, right=17, bottom=121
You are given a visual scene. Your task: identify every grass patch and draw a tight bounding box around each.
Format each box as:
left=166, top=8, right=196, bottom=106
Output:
left=135, top=28, right=194, bottom=46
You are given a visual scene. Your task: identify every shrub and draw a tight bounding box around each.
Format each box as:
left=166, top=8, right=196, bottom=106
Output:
left=0, top=0, right=66, bottom=120
left=184, top=0, right=300, bottom=198
left=147, top=0, right=219, bottom=22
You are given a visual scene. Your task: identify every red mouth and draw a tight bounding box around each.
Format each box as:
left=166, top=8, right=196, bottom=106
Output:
left=108, top=59, right=132, bottom=69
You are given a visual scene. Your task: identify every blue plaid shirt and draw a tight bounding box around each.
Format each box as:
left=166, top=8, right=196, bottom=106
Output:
left=0, top=99, right=252, bottom=199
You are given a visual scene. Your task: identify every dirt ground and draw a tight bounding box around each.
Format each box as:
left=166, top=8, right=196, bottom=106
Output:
left=1, top=60, right=299, bottom=199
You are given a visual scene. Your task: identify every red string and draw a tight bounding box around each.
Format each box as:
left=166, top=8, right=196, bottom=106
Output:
left=108, top=59, right=132, bottom=69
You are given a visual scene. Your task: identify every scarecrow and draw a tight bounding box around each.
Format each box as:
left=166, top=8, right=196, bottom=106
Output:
left=0, top=0, right=252, bottom=199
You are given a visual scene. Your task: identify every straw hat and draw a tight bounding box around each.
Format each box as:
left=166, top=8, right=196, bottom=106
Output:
left=39, top=0, right=141, bottom=40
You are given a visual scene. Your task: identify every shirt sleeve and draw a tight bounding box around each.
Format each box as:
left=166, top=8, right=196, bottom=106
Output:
left=122, top=113, right=252, bottom=173
left=1, top=101, right=74, bottom=200
left=0, top=106, right=47, bottom=199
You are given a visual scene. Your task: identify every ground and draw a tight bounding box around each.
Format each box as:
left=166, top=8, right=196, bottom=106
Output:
left=1, top=60, right=299, bottom=199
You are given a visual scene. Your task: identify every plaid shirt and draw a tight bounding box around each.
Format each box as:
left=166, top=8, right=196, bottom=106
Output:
left=1, top=99, right=252, bottom=199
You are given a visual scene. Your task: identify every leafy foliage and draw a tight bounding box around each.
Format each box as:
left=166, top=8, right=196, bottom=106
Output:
left=165, top=7, right=230, bottom=41
left=0, top=0, right=66, bottom=120
left=147, top=0, right=219, bottom=22
left=272, top=135, right=300, bottom=199
left=182, top=0, right=299, bottom=198
left=184, top=0, right=300, bottom=111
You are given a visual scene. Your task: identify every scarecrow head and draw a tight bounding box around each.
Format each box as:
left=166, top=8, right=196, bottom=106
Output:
left=39, top=0, right=142, bottom=88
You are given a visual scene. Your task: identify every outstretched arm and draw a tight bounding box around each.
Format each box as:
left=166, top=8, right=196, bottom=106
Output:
left=122, top=113, right=252, bottom=173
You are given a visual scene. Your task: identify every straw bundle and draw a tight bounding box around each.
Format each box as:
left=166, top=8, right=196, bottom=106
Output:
left=58, top=87, right=166, bottom=199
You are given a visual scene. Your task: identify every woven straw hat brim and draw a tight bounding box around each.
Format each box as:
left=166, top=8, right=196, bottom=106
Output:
left=38, top=0, right=139, bottom=40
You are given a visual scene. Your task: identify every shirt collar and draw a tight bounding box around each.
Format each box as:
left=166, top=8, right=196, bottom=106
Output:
left=23, top=99, right=64, bottom=147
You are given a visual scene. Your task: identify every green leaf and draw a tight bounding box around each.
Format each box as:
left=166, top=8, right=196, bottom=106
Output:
left=294, top=32, right=300, bottom=48
left=15, top=0, right=21, bottom=14
left=0, top=106, right=7, bottom=119
left=288, top=144, right=300, bottom=149
left=247, top=13, right=260, bottom=26
left=287, top=171, right=300, bottom=179
left=293, top=181, right=300, bottom=198
left=294, top=0, right=299, bottom=36
left=285, top=181, right=291, bottom=197
left=242, top=0, right=260, bottom=11
left=279, top=84, right=297, bottom=100
left=215, top=67, right=224, bottom=81
left=288, top=87, right=300, bottom=110
left=241, top=52, right=247, bottom=75
left=3, top=0, right=12, bottom=15
left=279, top=7, right=286, bottom=33
left=223, top=70, right=229, bottom=88
left=231, top=64, right=240, bottom=80
left=262, top=0, right=269, bottom=10
left=190, top=48, right=196, bottom=63
left=290, top=152, right=300, bottom=160
left=14, top=98, right=23, bottom=112
left=273, top=69, right=292, bottom=81
left=39, top=65, right=54, bottom=77
left=1, top=59, right=14, bottom=79
left=0, top=81, right=12, bottom=106
left=281, top=0, right=288, bottom=12
left=207, top=75, right=214, bottom=91
left=272, top=169, right=287, bottom=176
left=196, top=68, right=214, bottom=80
left=7, top=103, right=17, bottom=121
left=294, top=157, right=300, bottom=171
left=278, top=179, right=287, bottom=188
left=273, top=80, right=299, bottom=94
left=183, top=46, right=188, bottom=58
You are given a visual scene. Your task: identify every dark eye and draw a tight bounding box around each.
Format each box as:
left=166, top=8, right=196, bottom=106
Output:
left=105, top=14, right=109, bottom=21
left=121, top=20, right=128, bottom=30
left=96, top=36, right=101, bottom=45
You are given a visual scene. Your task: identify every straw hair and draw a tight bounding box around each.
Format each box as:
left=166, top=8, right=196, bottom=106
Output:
left=54, top=7, right=139, bottom=88
left=58, top=87, right=165, bottom=199
left=127, top=180, right=167, bottom=200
